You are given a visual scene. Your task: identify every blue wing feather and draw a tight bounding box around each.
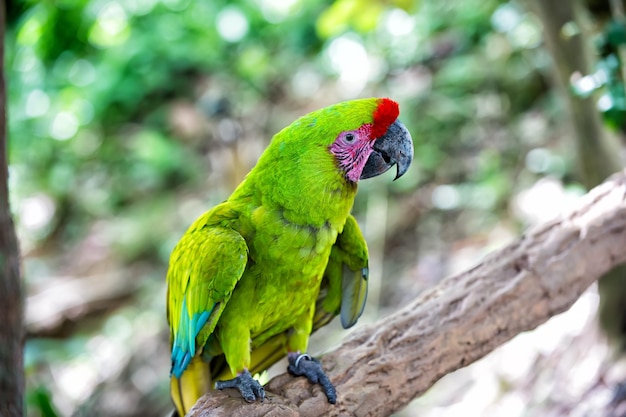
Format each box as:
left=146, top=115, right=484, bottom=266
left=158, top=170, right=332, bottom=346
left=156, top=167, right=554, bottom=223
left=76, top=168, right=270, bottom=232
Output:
left=170, top=297, right=213, bottom=378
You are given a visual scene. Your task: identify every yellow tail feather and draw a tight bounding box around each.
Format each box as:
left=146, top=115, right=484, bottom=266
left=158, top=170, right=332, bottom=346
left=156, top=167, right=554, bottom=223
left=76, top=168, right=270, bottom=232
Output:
left=170, top=356, right=212, bottom=416
left=170, top=335, right=288, bottom=415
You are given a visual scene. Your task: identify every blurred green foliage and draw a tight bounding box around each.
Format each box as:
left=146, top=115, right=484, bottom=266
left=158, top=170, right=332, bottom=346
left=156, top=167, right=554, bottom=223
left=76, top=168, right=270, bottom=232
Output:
left=571, top=19, right=626, bottom=130
left=7, top=0, right=579, bottom=415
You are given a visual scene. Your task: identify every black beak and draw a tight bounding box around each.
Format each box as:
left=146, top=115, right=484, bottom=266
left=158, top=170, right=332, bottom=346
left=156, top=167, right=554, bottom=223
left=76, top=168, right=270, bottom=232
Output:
left=360, top=120, right=413, bottom=180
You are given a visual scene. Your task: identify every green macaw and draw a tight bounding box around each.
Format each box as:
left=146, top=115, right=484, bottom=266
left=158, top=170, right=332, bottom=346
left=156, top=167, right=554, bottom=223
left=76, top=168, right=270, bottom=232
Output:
left=166, top=97, right=413, bottom=415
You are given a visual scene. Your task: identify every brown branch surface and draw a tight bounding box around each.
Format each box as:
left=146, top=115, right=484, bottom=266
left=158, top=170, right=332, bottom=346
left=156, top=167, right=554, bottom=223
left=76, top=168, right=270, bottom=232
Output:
left=189, top=170, right=626, bottom=417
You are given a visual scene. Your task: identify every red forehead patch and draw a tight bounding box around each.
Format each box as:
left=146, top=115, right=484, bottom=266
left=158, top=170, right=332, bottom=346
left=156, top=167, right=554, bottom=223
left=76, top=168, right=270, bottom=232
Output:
left=371, top=98, right=399, bottom=139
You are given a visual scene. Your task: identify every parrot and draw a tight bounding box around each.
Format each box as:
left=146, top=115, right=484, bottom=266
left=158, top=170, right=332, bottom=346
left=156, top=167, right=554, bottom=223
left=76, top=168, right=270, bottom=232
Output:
left=166, top=97, right=413, bottom=416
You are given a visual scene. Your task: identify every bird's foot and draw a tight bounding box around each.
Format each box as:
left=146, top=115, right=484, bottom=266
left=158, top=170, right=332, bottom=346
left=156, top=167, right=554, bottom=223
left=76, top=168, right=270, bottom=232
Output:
left=215, top=369, right=265, bottom=402
left=287, top=352, right=337, bottom=404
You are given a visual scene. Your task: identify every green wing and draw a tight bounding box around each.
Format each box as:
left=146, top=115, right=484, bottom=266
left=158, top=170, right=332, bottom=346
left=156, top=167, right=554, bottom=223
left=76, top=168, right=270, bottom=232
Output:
left=167, top=216, right=248, bottom=378
left=314, top=214, right=369, bottom=330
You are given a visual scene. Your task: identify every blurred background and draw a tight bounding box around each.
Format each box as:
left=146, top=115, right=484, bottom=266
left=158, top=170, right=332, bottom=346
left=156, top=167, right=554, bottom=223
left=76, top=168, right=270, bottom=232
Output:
left=6, top=0, right=626, bottom=415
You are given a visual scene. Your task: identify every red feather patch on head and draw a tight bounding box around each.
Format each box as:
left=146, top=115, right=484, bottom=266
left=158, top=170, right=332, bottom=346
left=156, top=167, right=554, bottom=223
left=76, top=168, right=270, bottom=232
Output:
left=371, top=98, right=399, bottom=139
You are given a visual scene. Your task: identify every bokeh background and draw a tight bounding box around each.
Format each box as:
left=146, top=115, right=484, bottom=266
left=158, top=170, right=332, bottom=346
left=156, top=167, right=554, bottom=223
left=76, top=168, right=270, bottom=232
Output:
left=6, top=0, right=626, bottom=416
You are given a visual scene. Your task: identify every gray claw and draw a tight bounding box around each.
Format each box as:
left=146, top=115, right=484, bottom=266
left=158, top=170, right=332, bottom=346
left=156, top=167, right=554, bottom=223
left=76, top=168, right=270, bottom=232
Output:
left=288, top=353, right=337, bottom=404
left=215, top=369, right=265, bottom=402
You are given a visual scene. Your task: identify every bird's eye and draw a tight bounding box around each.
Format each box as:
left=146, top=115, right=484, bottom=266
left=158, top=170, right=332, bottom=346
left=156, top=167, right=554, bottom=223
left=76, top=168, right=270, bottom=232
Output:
left=345, top=133, right=355, bottom=142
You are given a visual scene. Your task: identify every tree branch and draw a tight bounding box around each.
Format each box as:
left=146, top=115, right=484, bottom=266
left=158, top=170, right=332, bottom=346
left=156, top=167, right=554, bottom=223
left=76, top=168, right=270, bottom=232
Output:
left=189, top=169, right=626, bottom=417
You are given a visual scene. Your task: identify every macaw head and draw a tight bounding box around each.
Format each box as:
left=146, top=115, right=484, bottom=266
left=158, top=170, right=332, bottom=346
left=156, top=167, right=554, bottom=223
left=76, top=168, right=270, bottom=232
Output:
left=263, top=97, right=413, bottom=189
left=325, top=97, right=413, bottom=183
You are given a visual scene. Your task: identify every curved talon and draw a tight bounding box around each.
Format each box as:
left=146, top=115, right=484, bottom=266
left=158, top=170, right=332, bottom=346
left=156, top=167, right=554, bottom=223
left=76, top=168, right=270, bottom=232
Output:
left=215, top=369, right=265, bottom=402
left=288, top=353, right=337, bottom=404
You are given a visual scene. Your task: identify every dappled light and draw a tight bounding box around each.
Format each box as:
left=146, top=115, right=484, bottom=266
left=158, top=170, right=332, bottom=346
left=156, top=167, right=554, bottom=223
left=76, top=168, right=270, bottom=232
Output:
left=215, top=6, right=249, bottom=43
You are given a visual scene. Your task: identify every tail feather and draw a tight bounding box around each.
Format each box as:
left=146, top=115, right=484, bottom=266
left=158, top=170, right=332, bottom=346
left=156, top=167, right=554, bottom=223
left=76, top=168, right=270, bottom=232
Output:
left=170, top=334, right=288, bottom=415
left=170, top=356, right=211, bottom=416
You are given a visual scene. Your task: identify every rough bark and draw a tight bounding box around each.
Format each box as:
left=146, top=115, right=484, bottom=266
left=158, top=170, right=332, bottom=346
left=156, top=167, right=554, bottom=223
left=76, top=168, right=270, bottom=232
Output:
left=0, top=0, right=25, bottom=415
left=187, top=169, right=626, bottom=417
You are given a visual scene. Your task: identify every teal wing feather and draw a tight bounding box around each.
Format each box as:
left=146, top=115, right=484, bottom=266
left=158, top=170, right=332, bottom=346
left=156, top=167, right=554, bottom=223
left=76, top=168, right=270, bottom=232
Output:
left=167, top=217, right=248, bottom=378
left=314, top=214, right=369, bottom=331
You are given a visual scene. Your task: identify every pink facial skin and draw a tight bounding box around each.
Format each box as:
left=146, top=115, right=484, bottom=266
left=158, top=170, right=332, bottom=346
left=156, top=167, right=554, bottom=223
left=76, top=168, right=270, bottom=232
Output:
left=329, top=124, right=375, bottom=183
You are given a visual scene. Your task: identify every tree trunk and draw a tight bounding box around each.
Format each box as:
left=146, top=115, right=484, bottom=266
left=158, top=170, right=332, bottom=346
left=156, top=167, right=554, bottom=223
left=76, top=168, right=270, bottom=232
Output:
left=188, top=169, right=626, bottom=417
left=525, top=0, right=626, bottom=359
left=525, top=0, right=623, bottom=187
left=0, top=0, right=25, bottom=414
